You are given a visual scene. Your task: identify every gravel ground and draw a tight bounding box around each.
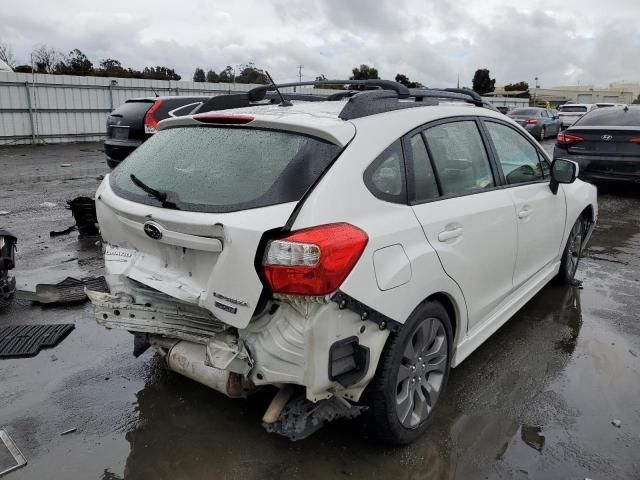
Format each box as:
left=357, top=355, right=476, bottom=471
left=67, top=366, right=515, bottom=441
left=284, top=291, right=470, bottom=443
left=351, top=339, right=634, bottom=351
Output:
left=0, top=141, right=639, bottom=480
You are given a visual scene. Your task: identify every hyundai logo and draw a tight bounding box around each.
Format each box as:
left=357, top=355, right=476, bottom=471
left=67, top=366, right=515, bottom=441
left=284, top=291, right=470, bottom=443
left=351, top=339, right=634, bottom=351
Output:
left=601, top=134, right=613, bottom=141
left=143, top=222, right=163, bottom=240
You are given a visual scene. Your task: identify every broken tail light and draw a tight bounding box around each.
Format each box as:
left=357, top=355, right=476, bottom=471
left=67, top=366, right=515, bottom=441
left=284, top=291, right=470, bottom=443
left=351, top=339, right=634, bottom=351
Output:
left=556, top=132, right=584, bottom=146
left=263, top=223, right=368, bottom=296
left=144, top=99, right=164, bottom=134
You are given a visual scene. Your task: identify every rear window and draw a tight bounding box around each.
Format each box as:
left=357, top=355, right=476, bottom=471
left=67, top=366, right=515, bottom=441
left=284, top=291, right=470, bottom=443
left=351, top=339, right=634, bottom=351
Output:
left=574, top=107, right=640, bottom=127
left=509, top=109, right=541, bottom=116
left=110, top=126, right=341, bottom=213
left=559, top=105, right=587, bottom=113
left=111, top=100, right=154, bottom=118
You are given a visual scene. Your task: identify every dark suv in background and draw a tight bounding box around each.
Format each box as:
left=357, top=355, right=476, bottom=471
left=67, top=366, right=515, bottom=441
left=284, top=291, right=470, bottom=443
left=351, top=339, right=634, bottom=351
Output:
left=105, top=96, right=209, bottom=168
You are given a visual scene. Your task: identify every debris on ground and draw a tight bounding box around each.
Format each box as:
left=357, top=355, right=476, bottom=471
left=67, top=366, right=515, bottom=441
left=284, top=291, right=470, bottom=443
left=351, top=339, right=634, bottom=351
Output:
left=0, top=211, right=10, bottom=216
left=59, top=163, right=71, bottom=167
left=612, top=419, right=622, bottom=428
left=60, top=428, right=77, bottom=436
left=67, top=197, right=99, bottom=236
left=39, top=202, right=57, bottom=208
left=49, top=226, right=76, bottom=237
left=630, top=349, right=638, bottom=358
left=0, top=324, right=75, bottom=358
left=0, top=429, right=27, bottom=476
left=0, top=231, right=17, bottom=309
left=17, top=276, right=108, bottom=305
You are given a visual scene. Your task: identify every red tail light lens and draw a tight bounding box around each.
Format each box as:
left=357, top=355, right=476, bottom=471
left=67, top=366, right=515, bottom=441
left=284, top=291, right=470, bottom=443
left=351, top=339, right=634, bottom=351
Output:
left=193, top=114, right=254, bottom=125
left=630, top=137, right=640, bottom=143
left=556, top=132, right=584, bottom=146
left=263, top=223, right=368, bottom=296
left=144, top=100, right=164, bottom=134
left=526, top=118, right=539, bottom=125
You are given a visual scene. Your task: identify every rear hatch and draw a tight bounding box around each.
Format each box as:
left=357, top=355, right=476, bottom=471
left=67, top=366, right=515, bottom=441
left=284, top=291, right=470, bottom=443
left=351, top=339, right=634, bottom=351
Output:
left=566, top=127, right=640, bottom=176
left=558, top=106, right=588, bottom=124
left=97, top=121, right=350, bottom=328
left=106, top=99, right=154, bottom=143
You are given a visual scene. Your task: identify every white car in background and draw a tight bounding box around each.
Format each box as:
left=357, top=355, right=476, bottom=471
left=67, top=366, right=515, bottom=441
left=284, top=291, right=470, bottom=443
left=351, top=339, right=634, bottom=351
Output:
left=88, top=80, right=597, bottom=444
left=558, top=103, right=597, bottom=128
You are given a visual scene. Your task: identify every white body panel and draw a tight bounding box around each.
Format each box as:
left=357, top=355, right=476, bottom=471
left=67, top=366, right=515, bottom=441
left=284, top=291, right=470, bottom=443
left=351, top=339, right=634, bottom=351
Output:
left=91, top=98, right=598, bottom=406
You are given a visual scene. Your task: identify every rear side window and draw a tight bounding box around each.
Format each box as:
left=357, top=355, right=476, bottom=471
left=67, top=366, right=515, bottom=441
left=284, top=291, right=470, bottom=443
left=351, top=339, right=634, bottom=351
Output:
left=364, top=140, right=406, bottom=203
left=510, top=108, right=541, bottom=116
left=559, top=106, right=588, bottom=113
left=485, top=122, right=544, bottom=184
left=110, top=127, right=341, bottom=213
left=423, top=121, right=494, bottom=196
left=574, top=107, right=640, bottom=127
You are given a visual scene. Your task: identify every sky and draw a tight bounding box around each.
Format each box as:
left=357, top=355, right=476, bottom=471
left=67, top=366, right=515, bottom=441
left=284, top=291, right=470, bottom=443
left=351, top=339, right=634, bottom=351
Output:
left=1, top=0, right=639, bottom=88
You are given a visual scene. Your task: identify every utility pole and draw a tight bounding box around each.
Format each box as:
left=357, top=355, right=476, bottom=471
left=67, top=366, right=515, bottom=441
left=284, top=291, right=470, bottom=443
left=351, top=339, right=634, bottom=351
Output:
left=293, top=65, right=303, bottom=93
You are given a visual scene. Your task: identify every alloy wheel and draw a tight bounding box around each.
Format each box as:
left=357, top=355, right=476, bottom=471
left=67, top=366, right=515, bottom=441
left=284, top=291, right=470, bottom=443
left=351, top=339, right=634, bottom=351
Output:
left=395, top=317, right=448, bottom=428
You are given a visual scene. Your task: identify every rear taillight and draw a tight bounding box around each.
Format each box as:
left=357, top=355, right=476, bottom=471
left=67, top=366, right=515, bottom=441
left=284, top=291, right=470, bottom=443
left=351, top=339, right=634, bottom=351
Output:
left=630, top=137, right=640, bottom=143
left=192, top=114, right=254, bottom=125
left=526, top=118, right=539, bottom=125
left=556, top=132, right=584, bottom=146
left=262, top=223, right=368, bottom=296
left=144, top=100, right=164, bottom=134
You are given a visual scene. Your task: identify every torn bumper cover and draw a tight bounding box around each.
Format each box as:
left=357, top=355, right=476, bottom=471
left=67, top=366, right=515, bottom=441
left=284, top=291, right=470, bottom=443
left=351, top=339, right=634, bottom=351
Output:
left=88, top=279, right=390, bottom=403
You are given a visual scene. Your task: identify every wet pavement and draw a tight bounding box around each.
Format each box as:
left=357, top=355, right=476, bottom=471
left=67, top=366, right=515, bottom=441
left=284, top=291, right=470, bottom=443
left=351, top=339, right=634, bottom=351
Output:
left=0, top=141, right=639, bottom=479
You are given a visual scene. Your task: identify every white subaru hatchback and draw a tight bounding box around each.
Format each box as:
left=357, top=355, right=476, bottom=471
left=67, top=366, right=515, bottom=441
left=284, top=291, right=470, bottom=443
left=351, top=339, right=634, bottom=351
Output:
left=89, top=81, right=597, bottom=444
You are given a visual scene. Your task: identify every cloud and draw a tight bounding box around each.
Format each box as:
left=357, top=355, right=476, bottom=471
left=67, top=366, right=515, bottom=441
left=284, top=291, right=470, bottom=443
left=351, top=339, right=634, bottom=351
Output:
left=0, top=0, right=638, bottom=87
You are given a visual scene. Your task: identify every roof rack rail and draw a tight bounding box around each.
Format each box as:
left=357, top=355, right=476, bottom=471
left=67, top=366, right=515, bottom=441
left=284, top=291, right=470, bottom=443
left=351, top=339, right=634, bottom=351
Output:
left=409, top=88, right=485, bottom=107
left=248, top=80, right=411, bottom=101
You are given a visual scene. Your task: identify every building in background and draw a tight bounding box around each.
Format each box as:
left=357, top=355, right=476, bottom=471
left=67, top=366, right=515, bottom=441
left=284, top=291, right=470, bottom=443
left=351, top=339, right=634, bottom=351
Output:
left=486, top=82, right=636, bottom=107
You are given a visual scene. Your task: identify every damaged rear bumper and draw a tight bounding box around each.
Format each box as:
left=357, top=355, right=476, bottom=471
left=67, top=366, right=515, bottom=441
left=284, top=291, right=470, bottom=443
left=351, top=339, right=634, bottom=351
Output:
left=88, top=278, right=389, bottom=403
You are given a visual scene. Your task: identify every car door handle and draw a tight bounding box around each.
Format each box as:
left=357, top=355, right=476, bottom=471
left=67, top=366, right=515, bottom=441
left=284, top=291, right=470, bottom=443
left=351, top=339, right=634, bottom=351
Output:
left=518, top=208, right=532, bottom=219
left=438, top=227, right=463, bottom=242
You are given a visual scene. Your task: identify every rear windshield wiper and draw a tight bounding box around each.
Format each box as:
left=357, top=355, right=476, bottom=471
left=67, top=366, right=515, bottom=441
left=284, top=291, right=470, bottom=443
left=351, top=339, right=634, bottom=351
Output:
left=130, top=174, right=180, bottom=210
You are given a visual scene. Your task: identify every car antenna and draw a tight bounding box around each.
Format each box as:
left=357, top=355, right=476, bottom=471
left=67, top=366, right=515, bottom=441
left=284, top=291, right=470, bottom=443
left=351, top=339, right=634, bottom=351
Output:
left=265, top=71, right=292, bottom=107
left=150, top=87, right=159, bottom=98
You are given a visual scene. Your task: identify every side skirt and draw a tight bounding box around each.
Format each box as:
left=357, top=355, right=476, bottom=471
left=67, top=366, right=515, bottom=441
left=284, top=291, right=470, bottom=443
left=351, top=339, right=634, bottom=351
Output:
left=452, top=261, right=560, bottom=367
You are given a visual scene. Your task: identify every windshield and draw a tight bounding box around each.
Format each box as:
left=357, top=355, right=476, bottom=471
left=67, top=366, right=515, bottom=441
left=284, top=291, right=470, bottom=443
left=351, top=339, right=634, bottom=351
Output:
left=559, top=105, right=588, bottom=113
left=110, top=126, right=341, bottom=213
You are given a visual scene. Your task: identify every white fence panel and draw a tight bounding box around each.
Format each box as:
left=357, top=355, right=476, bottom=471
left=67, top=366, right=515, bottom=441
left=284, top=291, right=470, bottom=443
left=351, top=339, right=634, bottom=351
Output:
left=0, top=72, right=342, bottom=145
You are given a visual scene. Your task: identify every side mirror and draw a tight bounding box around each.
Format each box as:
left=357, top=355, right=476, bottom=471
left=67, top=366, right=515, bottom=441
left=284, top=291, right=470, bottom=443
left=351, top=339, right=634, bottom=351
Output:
left=550, top=158, right=579, bottom=194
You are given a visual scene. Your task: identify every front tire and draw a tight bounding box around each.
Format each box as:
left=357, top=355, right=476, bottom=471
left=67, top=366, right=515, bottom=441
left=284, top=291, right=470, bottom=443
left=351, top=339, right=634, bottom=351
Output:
left=557, top=217, right=586, bottom=284
left=362, top=301, right=452, bottom=444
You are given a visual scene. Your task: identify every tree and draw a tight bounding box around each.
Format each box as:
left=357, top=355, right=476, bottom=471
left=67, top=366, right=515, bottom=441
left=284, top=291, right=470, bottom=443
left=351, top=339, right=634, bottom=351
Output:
left=54, top=49, right=93, bottom=75
left=0, top=41, right=16, bottom=67
left=235, top=63, right=268, bottom=84
left=206, top=69, right=218, bottom=82
left=217, top=66, right=234, bottom=83
left=350, top=64, right=379, bottom=80
left=395, top=73, right=423, bottom=88
left=472, top=68, right=495, bottom=95
left=31, top=45, right=62, bottom=73
left=504, top=81, right=529, bottom=92
left=13, top=65, right=34, bottom=73
left=96, top=58, right=128, bottom=77
left=315, top=74, right=328, bottom=82
left=193, top=67, right=205, bottom=82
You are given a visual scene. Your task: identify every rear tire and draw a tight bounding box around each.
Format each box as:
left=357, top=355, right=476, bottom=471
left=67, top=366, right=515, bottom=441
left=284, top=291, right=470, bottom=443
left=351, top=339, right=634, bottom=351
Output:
left=362, top=301, right=452, bottom=445
left=557, top=216, right=586, bottom=284
left=539, top=127, right=546, bottom=141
